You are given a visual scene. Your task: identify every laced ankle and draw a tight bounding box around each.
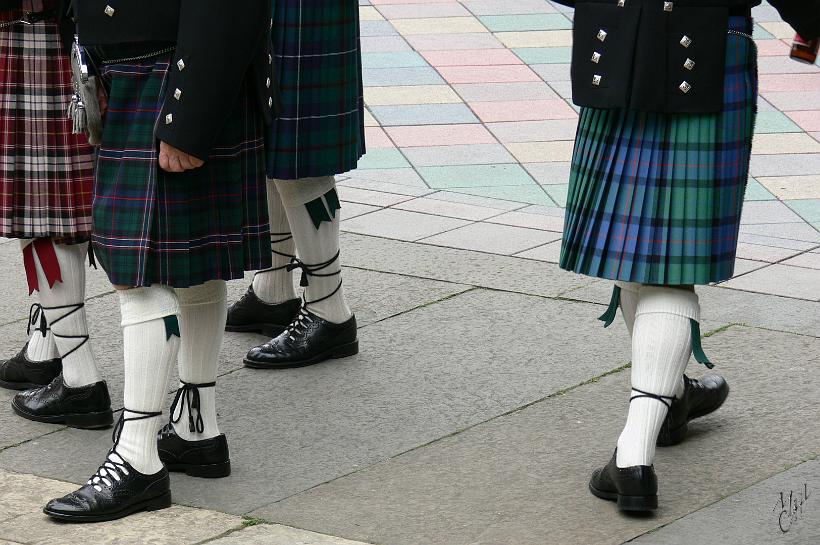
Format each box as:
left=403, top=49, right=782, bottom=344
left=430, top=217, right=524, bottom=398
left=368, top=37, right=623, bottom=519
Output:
left=27, top=303, right=50, bottom=337
left=286, top=251, right=343, bottom=315
left=41, top=302, right=89, bottom=359
left=629, top=388, right=676, bottom=409
left=170, top=380, right=216, bottom=434
left=88, top=409, right=162, bottom=491
left=257, top=232, right=296, bottom=274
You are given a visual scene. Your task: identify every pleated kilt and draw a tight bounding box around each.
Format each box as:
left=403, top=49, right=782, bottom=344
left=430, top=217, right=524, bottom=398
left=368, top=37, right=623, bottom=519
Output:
left=267, top=0, right=366, bottom=180
left=560, top=16, right=757, bottom=286
left=92, top=55, right=272, bottom=288
left=0, top=0, right=94, bottom=243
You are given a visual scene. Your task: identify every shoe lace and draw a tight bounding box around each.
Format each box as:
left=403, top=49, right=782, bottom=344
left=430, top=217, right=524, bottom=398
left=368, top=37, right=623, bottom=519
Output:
left=284, top=306, right=316, bottom=342
left=169, top=380, right=216, bottom=434
left=86, top=409, right=161, bottom=492
left=629, top=388, right=676, bottom=409
left=285, top=252, right=344, bottom=323
left=27, top=303, right=49, bottom=337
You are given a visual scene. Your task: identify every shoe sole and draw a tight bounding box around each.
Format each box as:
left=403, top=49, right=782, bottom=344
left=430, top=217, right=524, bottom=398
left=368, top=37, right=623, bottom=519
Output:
left=243, top=340, right=359, bottom=370
left=11, top=399, right=114, bottom=430
left=589, top=482, right=658, bottom=512
left=0, top=378, right=50, bottom=391
left=225, top=323, right=287, bottom=338
left=165, top=460, right=231, bottom=479
left=657, top=384, right=730, bottom=447
left=43, top=490, right=172, bottom=523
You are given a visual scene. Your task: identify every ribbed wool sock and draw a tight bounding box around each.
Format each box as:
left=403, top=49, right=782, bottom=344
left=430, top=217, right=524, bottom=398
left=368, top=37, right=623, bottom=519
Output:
left=275, top=176, right=352, bottom=324
left=26, top=327, right=59, bottom=362
left=173, top=280, right=226, bottom=441
left=29, top=241, right=101, bottom=387
left=117, top=286, right=180, bottom=475
left=616, top=286, right=700, bottom=468
left=252, top=179, right=298, bottom=305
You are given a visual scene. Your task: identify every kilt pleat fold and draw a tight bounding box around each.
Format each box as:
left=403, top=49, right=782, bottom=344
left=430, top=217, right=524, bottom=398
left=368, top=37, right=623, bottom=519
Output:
left=560, top=16, right=756, bottom=286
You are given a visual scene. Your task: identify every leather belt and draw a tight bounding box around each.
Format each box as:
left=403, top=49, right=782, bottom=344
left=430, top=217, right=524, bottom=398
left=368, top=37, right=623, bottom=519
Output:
left=0, top=9, right=56, bottom=28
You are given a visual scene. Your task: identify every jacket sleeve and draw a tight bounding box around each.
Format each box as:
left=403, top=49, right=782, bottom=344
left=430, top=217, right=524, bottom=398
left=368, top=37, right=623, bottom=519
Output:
left=768, top=0, right=820, bottom=40
left=154, top=0, right=269, bottom=161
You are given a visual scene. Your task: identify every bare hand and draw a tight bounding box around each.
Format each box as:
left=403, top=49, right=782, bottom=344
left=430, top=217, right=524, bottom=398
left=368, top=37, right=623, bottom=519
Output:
left=159, top=141, right=205, bottom=173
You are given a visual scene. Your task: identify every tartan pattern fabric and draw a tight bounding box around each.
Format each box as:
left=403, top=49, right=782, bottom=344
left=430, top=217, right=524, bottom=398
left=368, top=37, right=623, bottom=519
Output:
left=560, top=16, right=757, bottom=286
left=92, top=56, right=272, bottom=288
left=0, top=0, right=94, bottom=243
left=267, top=0, right=366, bottom=180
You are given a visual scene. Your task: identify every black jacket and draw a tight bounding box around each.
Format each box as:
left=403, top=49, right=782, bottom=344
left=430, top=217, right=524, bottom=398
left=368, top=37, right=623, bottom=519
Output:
left=554, top=0, right=820, bottom=114
left=72, top=0, right=278, bottom=161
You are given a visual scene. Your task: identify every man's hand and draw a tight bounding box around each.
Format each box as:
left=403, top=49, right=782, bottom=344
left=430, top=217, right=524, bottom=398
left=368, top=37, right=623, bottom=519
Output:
left=159, top=141, right=205, bottom=173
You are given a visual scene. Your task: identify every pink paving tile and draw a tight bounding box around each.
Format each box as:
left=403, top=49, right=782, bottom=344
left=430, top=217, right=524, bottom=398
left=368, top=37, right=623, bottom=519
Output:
left=785, top=111, right=820, bottom=133
left=421, top=49, right=523, bottom=67
left=755, top=39, right=792, bottom=57
left=759, top=73, right=820, bottom=93
left=385, top=124, right=497, bottom=147
left=365, top=127, right=395, bottom=149
left=470, top=99, right=577, bottom=122
left=437, top=64, right=540, bottom=84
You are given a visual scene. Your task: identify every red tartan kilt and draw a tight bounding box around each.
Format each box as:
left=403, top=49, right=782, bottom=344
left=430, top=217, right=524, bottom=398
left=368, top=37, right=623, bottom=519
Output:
left=0, top=0, right=95, bottom=243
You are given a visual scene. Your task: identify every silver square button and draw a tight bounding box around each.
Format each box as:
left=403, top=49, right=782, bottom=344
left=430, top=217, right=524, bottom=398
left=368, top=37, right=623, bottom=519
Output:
left=617, top=0, right=625, bottom=6
left=684, top=58, right=695, bottom=70
left=679, top=81, right=692, bottom=93
left=592, top=75, right=602, bottom=86
left=597, top=30, right=608, bottom=42
left=680, top=35, right=692, bottom=48
left=104, top=5, right=115, bottom=16
left=177, top=59, right=186, bottom=71
left=173, top=88, right=182, bottom=100
left=664, top=2, right=673, bottom=11
left=591, top=52, right=602, bottom=63
left=165, top=113, right=173, bottom=125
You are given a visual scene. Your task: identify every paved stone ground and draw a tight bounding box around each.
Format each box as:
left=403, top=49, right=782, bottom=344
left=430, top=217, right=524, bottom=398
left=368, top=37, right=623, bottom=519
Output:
left=1, top=1, right=820, bottom=544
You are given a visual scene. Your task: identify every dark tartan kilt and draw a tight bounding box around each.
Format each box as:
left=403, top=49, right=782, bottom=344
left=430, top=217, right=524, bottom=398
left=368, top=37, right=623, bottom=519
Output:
left=92, top=56, right=272, bottom=288
left=267, top=0, right=366, bottom=180
left=0, top=0, right=94, bottom=243
left=560, top=16, right=757, bottom=286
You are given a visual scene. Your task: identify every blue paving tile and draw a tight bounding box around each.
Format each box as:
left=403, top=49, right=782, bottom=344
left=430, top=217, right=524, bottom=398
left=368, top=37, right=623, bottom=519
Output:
left=370, top=104, right=479, bottom=126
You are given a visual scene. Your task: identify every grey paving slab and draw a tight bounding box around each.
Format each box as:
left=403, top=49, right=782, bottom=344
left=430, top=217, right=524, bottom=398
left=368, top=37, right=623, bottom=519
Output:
left=341, top=233, right=594, bottom=298
left=0, top=387, right=61, bottom=451
left=0, top=470, right=75, bottom=524
left=630, top=458, right=820, bottom=544
left=723, top=264, right=820, bottom=302
left=253, top=326, right=820, bottom=545
left=420, top=222, right=561, bottom=255
left=0, top=289, right=631, bottom=514
left=208, top=524, right=373, bottom=545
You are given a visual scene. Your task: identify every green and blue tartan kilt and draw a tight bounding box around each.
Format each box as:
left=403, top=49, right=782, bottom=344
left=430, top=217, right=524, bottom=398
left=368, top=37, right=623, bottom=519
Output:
left=267, top=0, right=366, bottom=180
left=560, top=16, right=757, bottom=286
left=92, top=56, right=272, bottom=288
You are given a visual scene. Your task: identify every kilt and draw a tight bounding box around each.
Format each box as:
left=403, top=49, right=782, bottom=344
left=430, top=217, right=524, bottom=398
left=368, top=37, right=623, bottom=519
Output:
left=560, top=16, right=757, bottom=286
left=0, top=0, right=94, bottom=243
left=92, top=56, right=272, bottom=288
left=267, top=0, right=366, bottom=180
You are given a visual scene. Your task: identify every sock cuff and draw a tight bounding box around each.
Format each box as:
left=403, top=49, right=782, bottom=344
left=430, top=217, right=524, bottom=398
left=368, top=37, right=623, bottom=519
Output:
left=119, top=286, right=180, bottom=327
left=615, top=281, right=642, bottom=295
left=636, top=286, right=700, bottom=321
left=175, top=280, right=227, bottom=308
left=273, top=176, right=336, bottom=207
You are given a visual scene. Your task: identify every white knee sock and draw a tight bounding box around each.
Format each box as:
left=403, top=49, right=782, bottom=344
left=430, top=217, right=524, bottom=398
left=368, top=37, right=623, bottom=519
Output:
left=252, top=180, right=298, bottom=305
left=173, top=280, right=226, bottom=441
left=29, top=241, right=101, bottom=387
left=615, top=281, right=641, bottom=335
left=616, top=286, right=700, bottom=468
left=275, top=176, right=352, bottom=324
left=26, top=326, right=59, bottom=362
left=117, top=286, right=180, bottom=475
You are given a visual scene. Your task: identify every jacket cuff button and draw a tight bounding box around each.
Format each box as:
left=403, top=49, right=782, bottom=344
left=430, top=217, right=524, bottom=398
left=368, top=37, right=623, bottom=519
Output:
left=173, top=88, right=183, bottom=100
left=165, top=113, right=174, bottom=125
left=177, top=59, right=186, bottom=71
left=597, top=30, right=608, bottom=42
left=679, top=81, right=692, bottom=94
left=664, top=2, right=673, bottom=12
left=592, top=75, right=602, bottom=86
left=591, top=52, right=602, bottom=63
left=680, top=35, right=692, bottom=48
left=684, top=58, right=695, bottom=70
left=104, top=5, right=115, bottom=16
left=268, top=97, right=273, bottom=108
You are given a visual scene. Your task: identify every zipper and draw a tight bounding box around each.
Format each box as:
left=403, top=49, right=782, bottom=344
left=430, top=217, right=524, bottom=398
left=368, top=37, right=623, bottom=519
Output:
left=101, top=46, right=176, bottom=65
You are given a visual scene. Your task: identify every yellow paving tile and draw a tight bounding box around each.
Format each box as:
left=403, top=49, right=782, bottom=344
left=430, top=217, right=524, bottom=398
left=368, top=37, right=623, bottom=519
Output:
left=752, top=133, right=820, bottom=155
left=757, top=175, right=820, bottom=200
left=391, top=17, right=487, bottom=35
left=364, top=85, right=463, bottom=106
left=359, top=6, right=384, bottom=21
left=364, top=109, right=379, bottom=127
left=495, top=30, right=574, bottom=48
left=506, top=141, right=575, bottom=163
